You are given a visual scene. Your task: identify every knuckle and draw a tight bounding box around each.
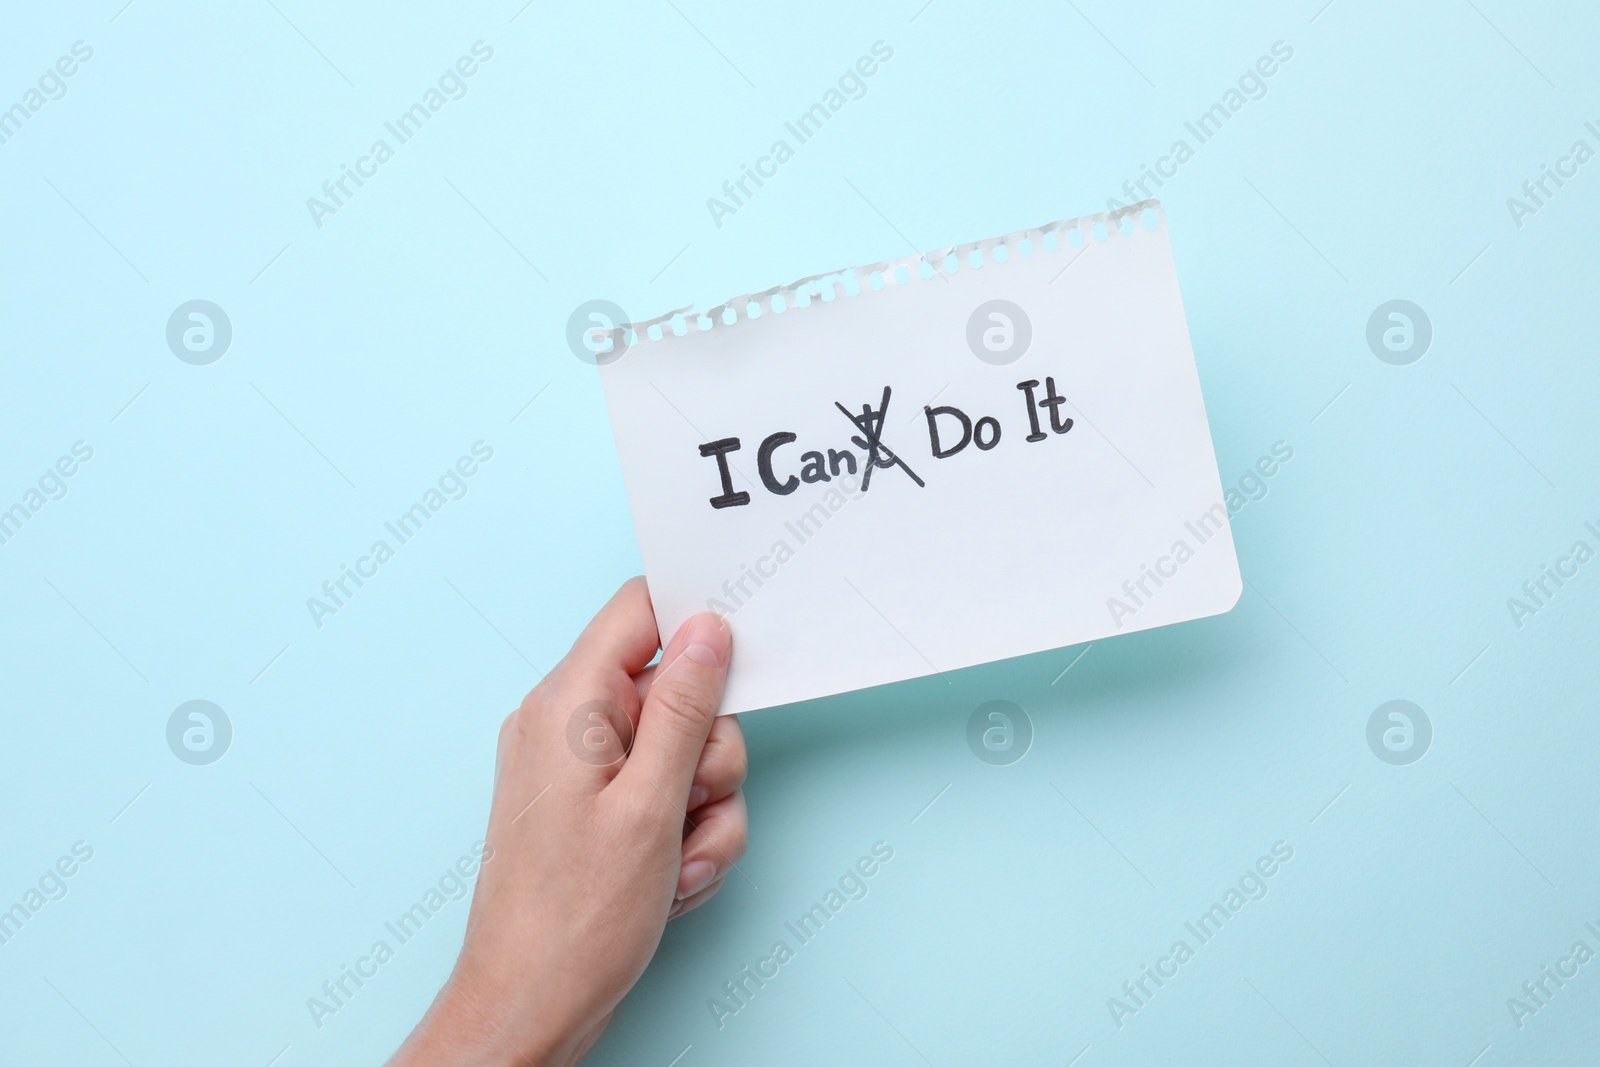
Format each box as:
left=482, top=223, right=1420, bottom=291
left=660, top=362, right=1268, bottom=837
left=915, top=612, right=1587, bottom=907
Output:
left=719, top=822, right=749, bottom=865
left=720, top=742, right=749, bottom=786
left=498, top=709, right=522, bottom=748
left=648, top=673, right=714, bottom=734
left=616, top=790, right=677, bottom=835
left=514, top=681, right=549, bottom=724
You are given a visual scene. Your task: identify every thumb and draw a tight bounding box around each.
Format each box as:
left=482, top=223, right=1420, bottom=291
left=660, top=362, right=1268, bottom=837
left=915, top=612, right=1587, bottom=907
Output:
left=616, top=612, right=732, bottom=806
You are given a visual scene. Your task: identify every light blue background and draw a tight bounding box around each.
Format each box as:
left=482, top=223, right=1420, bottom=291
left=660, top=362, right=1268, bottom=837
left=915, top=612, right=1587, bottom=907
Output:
left=2, top=0, right=1597, bottom=1064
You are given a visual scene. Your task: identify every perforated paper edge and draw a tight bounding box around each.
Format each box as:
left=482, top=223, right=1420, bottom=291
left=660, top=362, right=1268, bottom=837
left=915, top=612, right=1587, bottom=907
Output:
left=600, top=199, right=1165, bottom=354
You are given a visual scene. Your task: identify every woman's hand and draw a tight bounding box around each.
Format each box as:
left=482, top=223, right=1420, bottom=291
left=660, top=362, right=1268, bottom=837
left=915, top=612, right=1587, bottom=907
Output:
left=388, top=578, right=745, bottom=1066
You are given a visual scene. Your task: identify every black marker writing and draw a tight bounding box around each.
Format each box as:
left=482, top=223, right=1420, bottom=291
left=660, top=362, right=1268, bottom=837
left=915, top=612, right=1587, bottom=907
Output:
left=758, top=432, right=800, bottom=495
left=924, top=405, right=1002, bottom=457
left=1038, top=376, right=1074, bottom=435
left=696, top=375, right=1075, bottom=511
left=699, top=438, right=750, bottom=509
left=832, top=386, right=924, bottom=491
left=1016, top=377, right=1073, bottom=439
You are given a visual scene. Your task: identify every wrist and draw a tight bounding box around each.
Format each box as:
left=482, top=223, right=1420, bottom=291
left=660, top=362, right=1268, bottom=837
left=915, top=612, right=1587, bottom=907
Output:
left=390, top=974, right=577, bottom=1067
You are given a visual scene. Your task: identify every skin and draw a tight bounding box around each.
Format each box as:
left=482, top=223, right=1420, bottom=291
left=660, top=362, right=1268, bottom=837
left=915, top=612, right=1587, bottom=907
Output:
left=387, top=578, right=746, bottom=1066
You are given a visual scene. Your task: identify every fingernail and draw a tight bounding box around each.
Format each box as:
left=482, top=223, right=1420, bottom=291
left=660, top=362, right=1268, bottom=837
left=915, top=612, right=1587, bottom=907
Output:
left=680, top=614, right=729, bottom=668
left=687, top=785, right=709, bottom=809
left=677, top=859, right=717, bottom=900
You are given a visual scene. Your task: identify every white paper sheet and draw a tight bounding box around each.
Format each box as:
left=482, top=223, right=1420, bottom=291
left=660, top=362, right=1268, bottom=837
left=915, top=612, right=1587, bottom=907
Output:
left=598, top=200, right=1241, bottom=715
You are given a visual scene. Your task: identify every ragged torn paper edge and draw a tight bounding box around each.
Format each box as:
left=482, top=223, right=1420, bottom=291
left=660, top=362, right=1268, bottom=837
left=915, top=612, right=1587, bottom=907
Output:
left=597, top=199, right=1165, bottom=356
